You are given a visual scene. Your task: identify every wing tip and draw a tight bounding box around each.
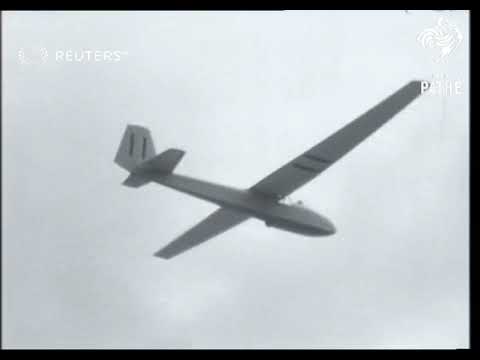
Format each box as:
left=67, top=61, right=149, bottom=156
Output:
left=153, top=250, right=172, bottom=259
left=410, top=79, right=430, bottom=93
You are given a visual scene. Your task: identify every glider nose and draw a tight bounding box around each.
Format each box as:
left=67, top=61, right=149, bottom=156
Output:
left=325, top=219, right=336, bottom=235
left=320, top=216, right=336, bottom=235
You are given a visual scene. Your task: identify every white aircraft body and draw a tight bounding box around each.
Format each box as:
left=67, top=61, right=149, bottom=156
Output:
left=115, top=81, right=427, bottom=259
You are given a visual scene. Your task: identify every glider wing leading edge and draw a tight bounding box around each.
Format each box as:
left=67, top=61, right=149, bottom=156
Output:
left=250, top=80, right=426, bottom=200
left=154, top=208, right=250, bottom=259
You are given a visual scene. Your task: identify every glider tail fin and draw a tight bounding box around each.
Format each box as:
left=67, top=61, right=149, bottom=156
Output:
left=114, top=124, right=156, bottom=172
left=115, top=125, right=185, bottom=187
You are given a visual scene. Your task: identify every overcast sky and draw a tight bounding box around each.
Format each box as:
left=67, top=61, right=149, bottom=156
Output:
left=3, top=10, right=469, bottom=349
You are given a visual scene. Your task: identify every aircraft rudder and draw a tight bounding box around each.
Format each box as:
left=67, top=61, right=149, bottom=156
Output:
left=114, top=124, right=156, bottom=172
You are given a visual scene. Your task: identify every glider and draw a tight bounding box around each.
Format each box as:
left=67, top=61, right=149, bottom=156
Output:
left=115, top=80, right=428, bottom=259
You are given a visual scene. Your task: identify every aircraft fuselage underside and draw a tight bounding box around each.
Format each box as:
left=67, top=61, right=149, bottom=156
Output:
left=149, top=172, right=336, bottom=236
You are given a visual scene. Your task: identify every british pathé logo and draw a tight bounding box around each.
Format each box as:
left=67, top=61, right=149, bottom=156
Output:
left=417, top=17, right=463, bottom=62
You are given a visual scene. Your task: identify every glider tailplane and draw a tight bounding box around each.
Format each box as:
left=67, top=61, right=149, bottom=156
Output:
left=137, top=148, right=185, bottom=174
left=122, top=149, right=186, bottom=187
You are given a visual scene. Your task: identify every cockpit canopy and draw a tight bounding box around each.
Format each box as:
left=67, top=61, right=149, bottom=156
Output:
left=281, top=196, right=307, bottom=209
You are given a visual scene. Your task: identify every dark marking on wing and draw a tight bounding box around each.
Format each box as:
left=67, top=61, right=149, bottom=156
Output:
left=292, top=163, right=317, bottom=173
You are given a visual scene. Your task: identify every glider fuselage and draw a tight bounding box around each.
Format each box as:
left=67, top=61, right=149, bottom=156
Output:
left=148, top=172, right=336, bottom=236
